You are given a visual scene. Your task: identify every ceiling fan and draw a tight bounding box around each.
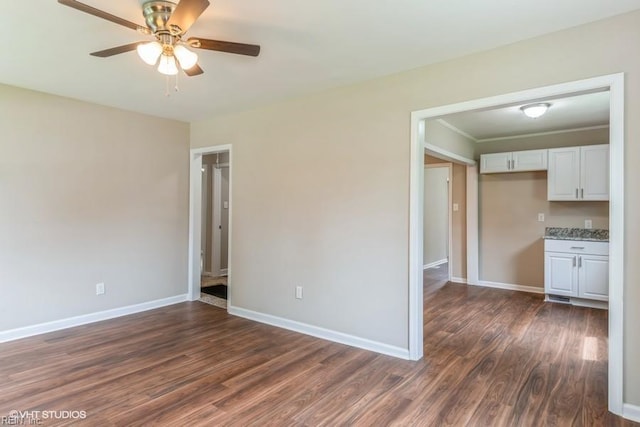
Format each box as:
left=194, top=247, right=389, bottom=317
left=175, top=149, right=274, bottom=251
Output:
left=58, top=0, right=260, bottom=76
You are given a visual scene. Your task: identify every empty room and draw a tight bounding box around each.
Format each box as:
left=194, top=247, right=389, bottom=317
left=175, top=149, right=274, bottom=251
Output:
left=2, top=1, right=640, bottom=425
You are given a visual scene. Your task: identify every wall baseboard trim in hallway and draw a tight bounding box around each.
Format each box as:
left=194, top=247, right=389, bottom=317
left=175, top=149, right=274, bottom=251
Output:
left=623, top=403, right=640, bottom=422
left=474, top=280, right=544, bottom=294
left=423, top=259, right=447, bottom=269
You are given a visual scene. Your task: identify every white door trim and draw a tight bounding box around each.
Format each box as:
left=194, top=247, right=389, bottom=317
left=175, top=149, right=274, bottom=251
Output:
left=409, top=73, right=625, bottom=416
left=188, top=144, right=233, bottom=306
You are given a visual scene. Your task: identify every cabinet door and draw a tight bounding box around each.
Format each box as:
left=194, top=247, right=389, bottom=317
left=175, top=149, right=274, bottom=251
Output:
left=578, top=254, right=609, bottom=301
left=547, top=147, right=580, bottom=200
left=480, top=152, right=512, bottom=173
left=512, top=149, right=548, bottom=172
left=580, top=144, right=609, bottom=201
left=544, top=251, right=577, bottom=296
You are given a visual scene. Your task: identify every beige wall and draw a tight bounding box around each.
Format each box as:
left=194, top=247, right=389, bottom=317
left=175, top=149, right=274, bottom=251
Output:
left=479, top=171, right=609, bottom=287
left=0, top=84, right=190, bottom=331
left=191, top=10, right=640, bottom=404
left=425, top=119, right=475, bottom=160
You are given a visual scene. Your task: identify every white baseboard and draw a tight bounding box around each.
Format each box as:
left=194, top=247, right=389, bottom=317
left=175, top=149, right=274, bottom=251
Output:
left=228, top=305, right=410, bottom=360
left=423, top=259, right=448, bottom=269
left=451, top=276, right=467, bottom=284
left=0, top=294, right=188, bottom=343
left=473, top=280, right=545, bottom=294
left=220, top=268, right=228, bottom=276
left=623, top=403, right=640, bottom=422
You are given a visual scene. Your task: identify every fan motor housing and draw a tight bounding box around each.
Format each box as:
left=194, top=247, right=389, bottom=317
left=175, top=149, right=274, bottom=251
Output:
left=142, top=1, right=177, bottom=33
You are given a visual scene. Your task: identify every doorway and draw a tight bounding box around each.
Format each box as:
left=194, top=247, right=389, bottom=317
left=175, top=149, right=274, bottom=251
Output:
left=409, top=73, right=625, bottom=414
left=200, top=152, right=230, bottom=308
left=423, top=161, right=452, bottom=282
left=188, top=144, right=233, bottom=309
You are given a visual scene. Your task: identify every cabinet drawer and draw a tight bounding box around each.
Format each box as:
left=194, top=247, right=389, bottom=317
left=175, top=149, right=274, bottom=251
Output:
left=544, top=239, right=608, bottom=255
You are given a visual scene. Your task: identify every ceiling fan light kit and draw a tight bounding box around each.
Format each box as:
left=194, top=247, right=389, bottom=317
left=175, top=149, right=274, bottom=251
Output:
left=58, top=0, right=261, bottom=81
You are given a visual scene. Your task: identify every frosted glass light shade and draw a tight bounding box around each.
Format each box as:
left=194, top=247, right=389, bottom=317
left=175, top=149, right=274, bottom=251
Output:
left=157, top=54, right=179, bottom=75
left=520, top=103, right=550, bottom=119
left=174, top=45, right=198, bottom=70
left=136, top=41, right=162, bottom=65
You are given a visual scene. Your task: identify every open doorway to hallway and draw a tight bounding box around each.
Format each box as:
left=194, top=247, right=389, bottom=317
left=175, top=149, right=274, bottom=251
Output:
left=199, top=151, right=230, bottom=309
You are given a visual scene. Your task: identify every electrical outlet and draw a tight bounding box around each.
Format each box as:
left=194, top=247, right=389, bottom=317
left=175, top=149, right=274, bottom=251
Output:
left=585, top=219, right=593, bottom=229
left=453, top=203, right=459, bottom=212
left=96, top=282, right=105, bottom=295
left=295, top=286, right=303, bottom=300
left=538, top=213, right=545, bottom=222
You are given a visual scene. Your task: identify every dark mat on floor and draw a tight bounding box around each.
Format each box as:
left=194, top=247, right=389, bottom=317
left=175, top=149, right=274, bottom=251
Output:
left=202, top=285, right=227, bottom=300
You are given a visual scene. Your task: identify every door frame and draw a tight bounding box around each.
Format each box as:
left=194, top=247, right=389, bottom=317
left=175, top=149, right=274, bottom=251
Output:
left=188, top=144, right=233, bottom=305
left=424, top=162, right=453, bottom=280
left=408, top=73, right=625, bottom=415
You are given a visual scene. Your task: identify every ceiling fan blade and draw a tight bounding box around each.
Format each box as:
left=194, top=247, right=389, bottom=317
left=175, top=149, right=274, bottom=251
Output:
left=188, top=38, right=261, bottom=57
left=184, top=64, right=204, bottom=76
left=58, top=0, right=147, bottom=33
left=90, top=43, right=141, bottom=58
left=167, top=0, right=210, bottom=34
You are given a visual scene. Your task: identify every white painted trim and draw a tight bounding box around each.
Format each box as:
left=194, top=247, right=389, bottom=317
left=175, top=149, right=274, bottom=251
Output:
left=408, top=114, right=425, bottom=361
left=188, top=144, right=233, bottom=303
left=0, top=295, right=188, bottom=343
left=476, top=125, right=610, bottom=143
left=424, top=142, right=476, bottom=166
left=466, top=165, right=479, bottom=286
left=474, top=280, right=545, bottom=294
left=623, top=404, right=640, bottom=423
left=409, top=73, right=624, bottom=416
left=228, top=305, right=410, bottom=360
left=607, top=73, right=625, bottom=416
left=220, top=268, right=228, bottom=276
left=423, top=259, right=448, bottom=269
left=451, top=276, right=467, bottom=284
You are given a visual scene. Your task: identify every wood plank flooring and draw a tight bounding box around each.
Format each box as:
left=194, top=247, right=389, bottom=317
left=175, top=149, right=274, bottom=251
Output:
left=0, top=275, right=636, bottom=426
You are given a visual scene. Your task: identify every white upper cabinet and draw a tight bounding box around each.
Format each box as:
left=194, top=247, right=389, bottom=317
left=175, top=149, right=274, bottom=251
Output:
left=547, top=144, right=609, bottom=201
left=480, top=149, right=547, bottom=174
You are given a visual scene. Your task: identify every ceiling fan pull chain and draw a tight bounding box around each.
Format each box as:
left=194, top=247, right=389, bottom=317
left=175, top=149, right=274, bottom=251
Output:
left=165, top=75, right=170, bottom=97
left=175, top=72, right=179, bottom=93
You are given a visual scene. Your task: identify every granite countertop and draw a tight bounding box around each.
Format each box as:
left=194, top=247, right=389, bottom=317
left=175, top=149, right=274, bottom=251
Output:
left=543, top=227, right=609, bottom=242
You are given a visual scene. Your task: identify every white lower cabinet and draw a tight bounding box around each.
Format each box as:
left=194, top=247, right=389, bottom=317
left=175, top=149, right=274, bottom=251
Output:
left=544, top=240, right=609, bottom=303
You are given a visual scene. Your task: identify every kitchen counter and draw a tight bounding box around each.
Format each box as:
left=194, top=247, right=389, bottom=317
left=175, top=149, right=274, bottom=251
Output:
left=543, top=227, right=609, bottom=242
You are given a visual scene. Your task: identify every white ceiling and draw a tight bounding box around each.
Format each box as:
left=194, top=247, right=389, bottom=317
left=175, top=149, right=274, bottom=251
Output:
left=439, top=90, right=611, bottom=141
left=2, top=1, right=639, bottom=122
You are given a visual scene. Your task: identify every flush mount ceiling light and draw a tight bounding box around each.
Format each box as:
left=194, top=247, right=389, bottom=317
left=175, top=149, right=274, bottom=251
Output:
left=520, top=103, right=551, bottom=119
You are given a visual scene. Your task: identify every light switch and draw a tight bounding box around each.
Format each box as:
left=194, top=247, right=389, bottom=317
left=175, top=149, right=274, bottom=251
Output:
left=538, top=213, right=545, bottom=222
left=223, top=201, right=229, bottom=209
left=453, top=203, right=459, bottom=212
left=585, top=219, right=592, bottom=229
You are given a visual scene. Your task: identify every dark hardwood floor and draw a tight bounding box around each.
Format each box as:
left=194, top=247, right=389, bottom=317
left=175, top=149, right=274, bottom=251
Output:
left=0, top=273, right=636, bottom=426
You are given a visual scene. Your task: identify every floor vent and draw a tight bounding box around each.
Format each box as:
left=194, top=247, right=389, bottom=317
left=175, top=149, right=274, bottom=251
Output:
left=548, top=294, right=571, bottom=304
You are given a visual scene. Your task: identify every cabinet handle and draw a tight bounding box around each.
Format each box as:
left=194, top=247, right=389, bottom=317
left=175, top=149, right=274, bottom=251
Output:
left=507, top=159, right=511, bottom=170
left=511, top=159, right=515, bottom=169
left=581, top=188, right=584, bottom=199
left=575, top=188, right=579, bottom=198
left=573, top=256, right=577, bottom=267
left=578, top=256, right=582, bottom=268
left=570, top=246, right=585, bottom=250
